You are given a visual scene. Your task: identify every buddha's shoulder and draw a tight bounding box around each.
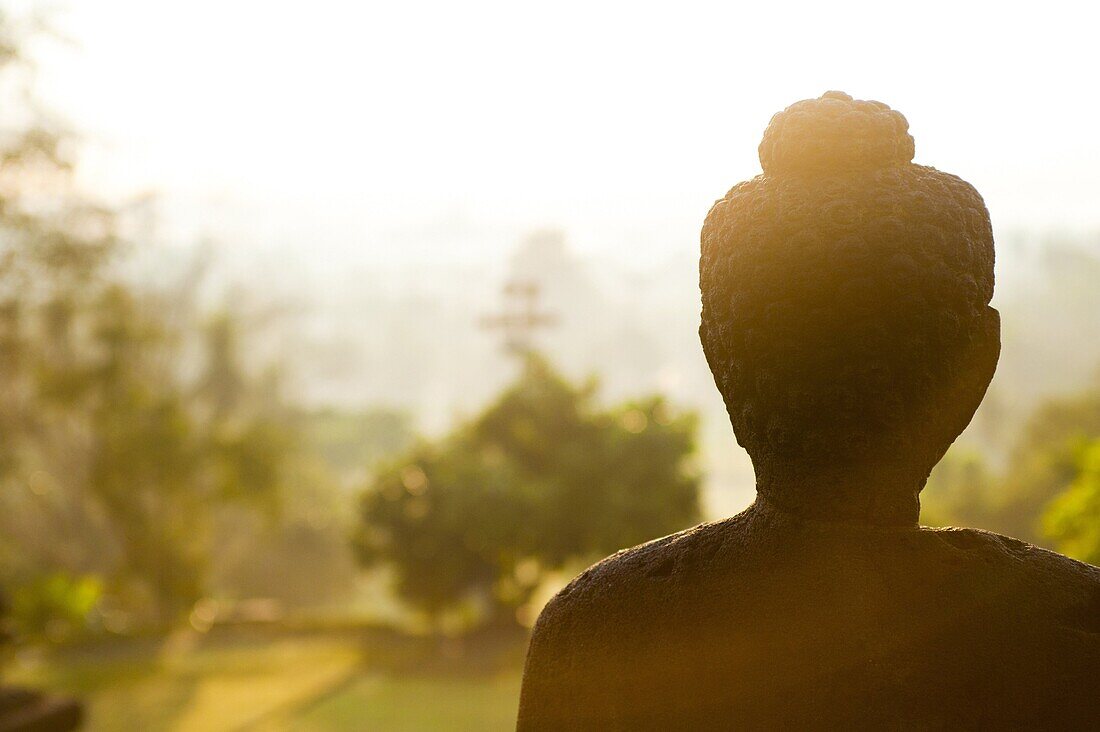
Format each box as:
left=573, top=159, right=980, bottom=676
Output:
left=532, top=510, right=755, bottom=636
left=519, top=519, right=742, bottom=728
left=914, top=524, right=1100, bottom=594
left=533, top=515, right=1100, bottom=639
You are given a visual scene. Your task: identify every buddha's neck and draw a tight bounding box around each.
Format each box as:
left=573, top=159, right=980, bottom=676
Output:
left=754, top=471, right=922, bottom=527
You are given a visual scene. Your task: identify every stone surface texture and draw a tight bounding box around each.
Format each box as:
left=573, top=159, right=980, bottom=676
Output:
left=517, top=91, right=1100, bottom=730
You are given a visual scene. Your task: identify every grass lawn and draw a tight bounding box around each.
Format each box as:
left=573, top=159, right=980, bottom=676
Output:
left=5, top=630, right=523, bottom=731
left=286, top=676, right=521, bottom=731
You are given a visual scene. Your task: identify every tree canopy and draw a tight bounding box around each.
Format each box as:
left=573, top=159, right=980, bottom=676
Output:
left=356, top=355, right=702, bottom=629
left=0, top=20, right=305, bottom=635
left=1043, top=438, right=1100, bottom=565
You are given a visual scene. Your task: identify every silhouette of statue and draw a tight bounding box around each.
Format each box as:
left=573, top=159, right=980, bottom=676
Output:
left=517, top=92, right=1100, bottom=729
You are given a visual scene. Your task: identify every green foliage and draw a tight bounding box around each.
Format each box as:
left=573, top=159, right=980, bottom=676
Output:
left=0, top=265, right=301, bottom=629
left=8, top=573, right=102, bottom=643
left=0, top=21, right=305, bottom=634
left=995, top=387, right=1100, bottom=542
left=1042, top=439, right=1100, bottom=565
left=356, top=355, right=701, bottom=629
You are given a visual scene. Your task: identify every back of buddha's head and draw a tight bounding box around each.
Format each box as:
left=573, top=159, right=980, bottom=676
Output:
left=700, top=91, right=999, bottom=523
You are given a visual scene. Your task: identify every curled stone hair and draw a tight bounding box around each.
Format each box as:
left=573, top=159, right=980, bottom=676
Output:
left=700, top=91, right=998, bottom=525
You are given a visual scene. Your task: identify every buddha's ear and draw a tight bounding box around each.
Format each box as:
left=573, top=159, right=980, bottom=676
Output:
left=699, top=320, right=721, bottom=375
left=699, top=319, right=735, bottom=406
left=965, top=306, right=1000, bottom=409
left=927, top=306, right=1001, bottom=462
left=971, top=306, right=1001, bottom=398
left=699, top=319, right=750, bottom=449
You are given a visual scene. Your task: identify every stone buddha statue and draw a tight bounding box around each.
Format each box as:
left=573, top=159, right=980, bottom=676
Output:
left=517, top=92, right=1100, bottom=730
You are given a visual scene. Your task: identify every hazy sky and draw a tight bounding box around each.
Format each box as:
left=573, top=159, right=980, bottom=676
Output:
left=21, top=1, right=1100, bottom=267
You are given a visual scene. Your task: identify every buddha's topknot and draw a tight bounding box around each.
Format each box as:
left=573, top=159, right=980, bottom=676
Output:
left=758, top=91, right=915, bottom=175
left=700, top=91, right=997, bottom=524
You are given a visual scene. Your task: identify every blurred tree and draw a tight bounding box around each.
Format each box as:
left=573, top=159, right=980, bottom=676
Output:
left=994, top=385, right=1100, bottom=543
left=355, top=355, right=701, bottom=631
left=0, top=14, right=302, bottom=632
left=0, top=11, right=125, bottom=632
left=0, top=272, right=301, bottom=629
left=79, top=302, right=299, bottom=626
left=7, top=573, right=102, bottom=644
left=1043, top=438, right=1100, bottom=565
